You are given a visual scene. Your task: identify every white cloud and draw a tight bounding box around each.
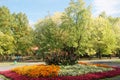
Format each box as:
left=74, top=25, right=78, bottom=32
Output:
left=29, top=20, right=35, bottom=28
left=93, top=0, right=120, bottom=17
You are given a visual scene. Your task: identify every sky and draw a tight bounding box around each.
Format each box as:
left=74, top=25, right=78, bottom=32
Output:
left=0, top=0, right=120, bottom=25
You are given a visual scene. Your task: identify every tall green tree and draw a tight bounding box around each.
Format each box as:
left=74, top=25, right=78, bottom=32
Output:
left=12, top=13, right=33, bottom=55
left=34, top=16, right=69, bottom=59
left=108, top=17, right=120, bottom=58
left=92, top=16, right=116, bottom=59
left=0, top=6, right=15, bottom=56
left=61, top=0, right=92, bottom=55
left=0, top=6, right=13, bottom=34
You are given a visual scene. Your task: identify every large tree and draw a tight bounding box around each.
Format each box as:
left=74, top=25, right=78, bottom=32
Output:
left=91, top=16, right=116, bottom=59
left=61, top=0, right=92, bottom=55
left=108, top=17, right=120, bottom=58
left=12, top=13, right=33, bottom=55
left=0, top=6, right=15, bottom=55
left=34, top=16, right=69, bottom=59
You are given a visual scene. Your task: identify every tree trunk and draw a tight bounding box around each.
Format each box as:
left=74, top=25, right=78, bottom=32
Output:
left=98, top=49, right=102, bottom=59
left=99, top=53, right=102, bottom=59
left=0, top=55, right=2, bottom=61
left=109, top=54, right=112, bottom=59
left=119, top=50, right=120, bottom=59
left=88, top=56, right=92, bottom=60
left=42, top=53, right=45, bottom=61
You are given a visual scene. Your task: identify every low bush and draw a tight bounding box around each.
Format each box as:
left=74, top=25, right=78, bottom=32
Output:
left=45, top=51, right=79, bottom=65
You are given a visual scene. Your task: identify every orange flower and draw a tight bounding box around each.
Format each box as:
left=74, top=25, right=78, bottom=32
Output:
left=78, top=62, right=88, bottom=65
left=78, top=61, right=111, bottom=68
left=93, top=64, right=111, bottom=68
left=11, top=64, right=60, bottom=78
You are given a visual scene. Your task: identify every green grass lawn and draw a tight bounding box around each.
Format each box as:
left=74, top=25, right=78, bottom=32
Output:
left=0, top=75, right=10, bottom=80
left=101, top=75, right=120, bottom=80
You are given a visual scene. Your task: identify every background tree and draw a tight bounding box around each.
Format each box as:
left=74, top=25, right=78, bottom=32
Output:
left=92, top=16, right=116, bottom=59
left=34, top=16, right=69, bottom=60
left=12, top=13, right=33, bottom=56
left=34, top=0, right=93, bottom=64
left=0, top=6, right=15, bottom=61
left=108, top=17, right=120, bottom=58
left=61, top=0, right=92, bottom=55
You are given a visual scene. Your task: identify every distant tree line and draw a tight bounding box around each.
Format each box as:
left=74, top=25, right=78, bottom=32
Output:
left=0, top=6, right=33, bottom=61
left=0, top=0, right=120, bottom=62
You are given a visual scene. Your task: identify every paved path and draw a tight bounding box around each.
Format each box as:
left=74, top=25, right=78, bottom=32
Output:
left=0, top=59, right=120, bottom=71
left=0, top=62, right=45, bottom=71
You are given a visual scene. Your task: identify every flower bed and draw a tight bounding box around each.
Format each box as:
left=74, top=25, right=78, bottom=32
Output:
left=58, top=64, right=113, bottom=76
left=78, top=62, right=112, bottom=68
left=12, top=64, right=60, bottom=78
left=0, top=63, right=120, bottom=80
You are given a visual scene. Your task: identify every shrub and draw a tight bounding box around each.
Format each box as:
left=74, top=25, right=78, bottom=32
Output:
left=45, top=51, right=79, bottom=65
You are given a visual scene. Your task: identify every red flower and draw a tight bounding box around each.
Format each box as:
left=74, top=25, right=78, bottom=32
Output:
left=0, top=67, right=120, bottom=80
